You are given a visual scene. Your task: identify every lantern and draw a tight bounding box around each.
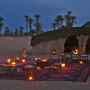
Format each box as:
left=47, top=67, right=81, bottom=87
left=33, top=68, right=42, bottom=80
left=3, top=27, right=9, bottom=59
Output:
left=37, top=66, right=40, bottom=70
left=79, top=61, right=83, bottom=64
left=11, top=61, right=16, bottom=66
left=42, top=59, right=47, bottom=63
left=73, top=49, right=79, bottom=54
left=16, top=57, right=19, bottom=60
left=61, top=63, right=66, bottom=68
left=22, top=59, right=26, bottom=63
left=28, top=76, right=33, bottom=81
left=6, top=58, right=11, bottom=63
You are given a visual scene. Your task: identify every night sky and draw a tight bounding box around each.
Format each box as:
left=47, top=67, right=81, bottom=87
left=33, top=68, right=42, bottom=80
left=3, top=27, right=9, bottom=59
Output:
left=0, top=0, right=90, bottom=32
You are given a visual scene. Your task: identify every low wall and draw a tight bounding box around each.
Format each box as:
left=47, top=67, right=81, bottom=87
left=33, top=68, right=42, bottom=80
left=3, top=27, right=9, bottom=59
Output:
left=0, top=37, right=32, bottom=61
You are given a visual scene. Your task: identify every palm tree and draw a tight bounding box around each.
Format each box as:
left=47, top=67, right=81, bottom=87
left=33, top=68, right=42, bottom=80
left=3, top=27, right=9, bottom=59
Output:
left=35, top=14, right=41, bottom=34
left=15, top=28, right=18, bottom=37
left=52, top=23, right=56, bottom=31
left=55, top=18, right=59, bottom=29
left=24, top=15, right=29, bottom=35
left=61, top=17, right=64, bottom=27
left=65, top=11, right=73, bottom=27
left=4, top=27, right=10, bottom=36
left=68, top=11, right=72, bottom=15
left=19, top=27, right=24, bottom=36
left=29, top=18, right=33, bottom=33
left=55, top=15, right=64, bottom=29
left=0, top=17, right=4, bottom=36
left=65, top=11, right=76, bottom=27
left=71, top=16, right=76, bottom=26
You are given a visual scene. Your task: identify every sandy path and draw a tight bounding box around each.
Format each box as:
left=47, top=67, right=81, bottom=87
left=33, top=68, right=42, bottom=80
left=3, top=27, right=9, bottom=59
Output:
left=0, top=80, right=90, bottom=90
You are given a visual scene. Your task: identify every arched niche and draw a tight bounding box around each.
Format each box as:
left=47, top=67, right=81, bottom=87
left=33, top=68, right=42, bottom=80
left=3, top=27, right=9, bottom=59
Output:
left=64, top=36, right=79, bottom=53
left=85, top=37, right=90, bottom=54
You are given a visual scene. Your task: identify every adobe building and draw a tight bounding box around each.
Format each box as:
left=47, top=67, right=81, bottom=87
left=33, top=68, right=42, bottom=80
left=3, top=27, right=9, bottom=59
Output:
left=31, top=22, right=90, bottom=56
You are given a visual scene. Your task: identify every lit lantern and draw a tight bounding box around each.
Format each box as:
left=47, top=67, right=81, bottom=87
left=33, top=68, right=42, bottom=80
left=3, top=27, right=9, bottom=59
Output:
left=73, top=49, right=79, bottom=54
left=42, top=59, right=47, bottom=63
left=35, top=57, right=38, bottom=60
left=61, top=63, right=66, bottom=68
left=28, top=76, right=33, bottom=81
left=6, top=58, right=11, bottom=63
left=16, top=57, right=19, bottom=60
left=11, top=61, right=16, bottom=66
left=38, top=57, right=41, bottom=60
left=79, top=61, right=83, bottom=64
left=22, top=59, right=26, bottom=63
left=37, top=66, right=40, bottom=70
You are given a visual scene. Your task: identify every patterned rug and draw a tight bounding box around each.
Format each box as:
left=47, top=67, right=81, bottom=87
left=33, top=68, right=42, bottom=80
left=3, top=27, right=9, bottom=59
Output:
left=0, top=62, right=90, bottom=82
left=35, top=63, right=90, bottom=82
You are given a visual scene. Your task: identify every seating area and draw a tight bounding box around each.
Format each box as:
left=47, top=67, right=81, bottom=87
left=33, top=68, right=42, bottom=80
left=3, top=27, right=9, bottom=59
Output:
left=0, top=56, right=90, bottom=82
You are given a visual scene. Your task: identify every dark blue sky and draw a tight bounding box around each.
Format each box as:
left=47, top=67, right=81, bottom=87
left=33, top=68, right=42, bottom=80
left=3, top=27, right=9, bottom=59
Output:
left=0, top=0, right=90, bottom=32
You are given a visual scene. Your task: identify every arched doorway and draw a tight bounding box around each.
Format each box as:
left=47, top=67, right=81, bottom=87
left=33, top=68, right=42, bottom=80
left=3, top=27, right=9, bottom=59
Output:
left=86, top=37, right=90, bottom=54
left=64, top=36, right=79, bottom=53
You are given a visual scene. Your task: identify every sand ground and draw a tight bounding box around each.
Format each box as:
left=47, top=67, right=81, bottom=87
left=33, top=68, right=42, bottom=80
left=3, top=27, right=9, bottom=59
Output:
left=0, top=79, right=90, bottom=90
left=0, top=55, right=90, bottom=90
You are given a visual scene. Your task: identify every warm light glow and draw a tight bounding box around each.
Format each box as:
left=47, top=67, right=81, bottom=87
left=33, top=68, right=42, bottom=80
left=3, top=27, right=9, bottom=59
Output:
left=38, top=57, right=41, bottom=60
left=79, top=61, right=83, bottom=64
left=6, top=58, right=11, bottom=63
left=11, top=62, right=16, bottom=66
left=52, top=51, right=56, bottom=54
left=22, top=59, right=26, bottom=63
left=61, top=63, right=66, bottom=68
left=28, top=76, right=33, bottom=81
left=35, top=57, right=41, bottom=60
left=37, top=66, right=40, bottom=70
left=73, top=49, right=79, bottom=54
left=35, top=57, right=38, bottom=60
left=16, top=57, right=19, bottom=60
left=42, top=59, right=47, bottom=62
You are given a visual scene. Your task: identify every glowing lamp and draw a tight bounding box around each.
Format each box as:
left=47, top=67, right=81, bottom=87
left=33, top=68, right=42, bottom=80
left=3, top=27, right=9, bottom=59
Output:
left=37, top=66, right=40, bottom=70
left=22, top=59, right=26, bottom=63
left=28, top=76, right=33, bottom=81
left=35, top=57, right=38, bottom=60
left=79, top=61, right=83, bottom=64
left=16, top=57, right=19, bottom=60
left=7, top=58, right=11, bottom=63
left=61, top=63, right=66, bottom=68
left=42, top=59, right=47, bottom=62
left=73, top=49, right=79, bottom=55
left=38, top=57, right=41, bottom=60
left=11, top=62, right=16, bottom=66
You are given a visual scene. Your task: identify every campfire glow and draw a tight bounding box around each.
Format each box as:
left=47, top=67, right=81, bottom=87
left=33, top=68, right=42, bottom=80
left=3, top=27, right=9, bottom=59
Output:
left=6, top=58, right=11, bottom=63
left=79, top=61, right=83, bottom=64
left=28, top=76, right=33, bottom=81
left=11, top=61, right=16, bottom=66
left=61, top=63, right=66, bottom=68
left=16, top=57, right=19, bottom=60
left=37, top=66, right=41, bottom=70
left=73, top=49, right=79, bottom=54
left=22, top=59, right=26, bottom=63
left=42, top=59, right=47, bottom=62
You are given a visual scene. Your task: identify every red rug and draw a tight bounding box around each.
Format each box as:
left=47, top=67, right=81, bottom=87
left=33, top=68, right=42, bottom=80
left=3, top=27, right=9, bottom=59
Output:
left=0, top=62, right=90, bottom=82
left=35, top=63, right=90, bottom=82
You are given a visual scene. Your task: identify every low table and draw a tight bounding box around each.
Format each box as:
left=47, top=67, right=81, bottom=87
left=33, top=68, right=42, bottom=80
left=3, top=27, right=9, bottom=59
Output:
left=80, top=55, right=88, bottom=62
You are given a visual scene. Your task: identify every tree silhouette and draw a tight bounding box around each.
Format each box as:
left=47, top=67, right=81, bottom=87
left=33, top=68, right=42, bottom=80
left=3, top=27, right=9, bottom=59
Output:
left=24, top=15, right=29, bottom=35
left=34, top=14, right=41, bottom=34
left=55, top=15, right=64, bottom=29
left=15, top=28, right=18, bottom=36
left=29, top=18, right=33, bottom=33
left=4, top=27, right=10, bottom=36
left=0, top=17, right=4, bottom=36
left=19, top=27, right=24, bottom=37
left=52, top=23, right=56, bottom=31
left=65, top=11, right=76, bottom=27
